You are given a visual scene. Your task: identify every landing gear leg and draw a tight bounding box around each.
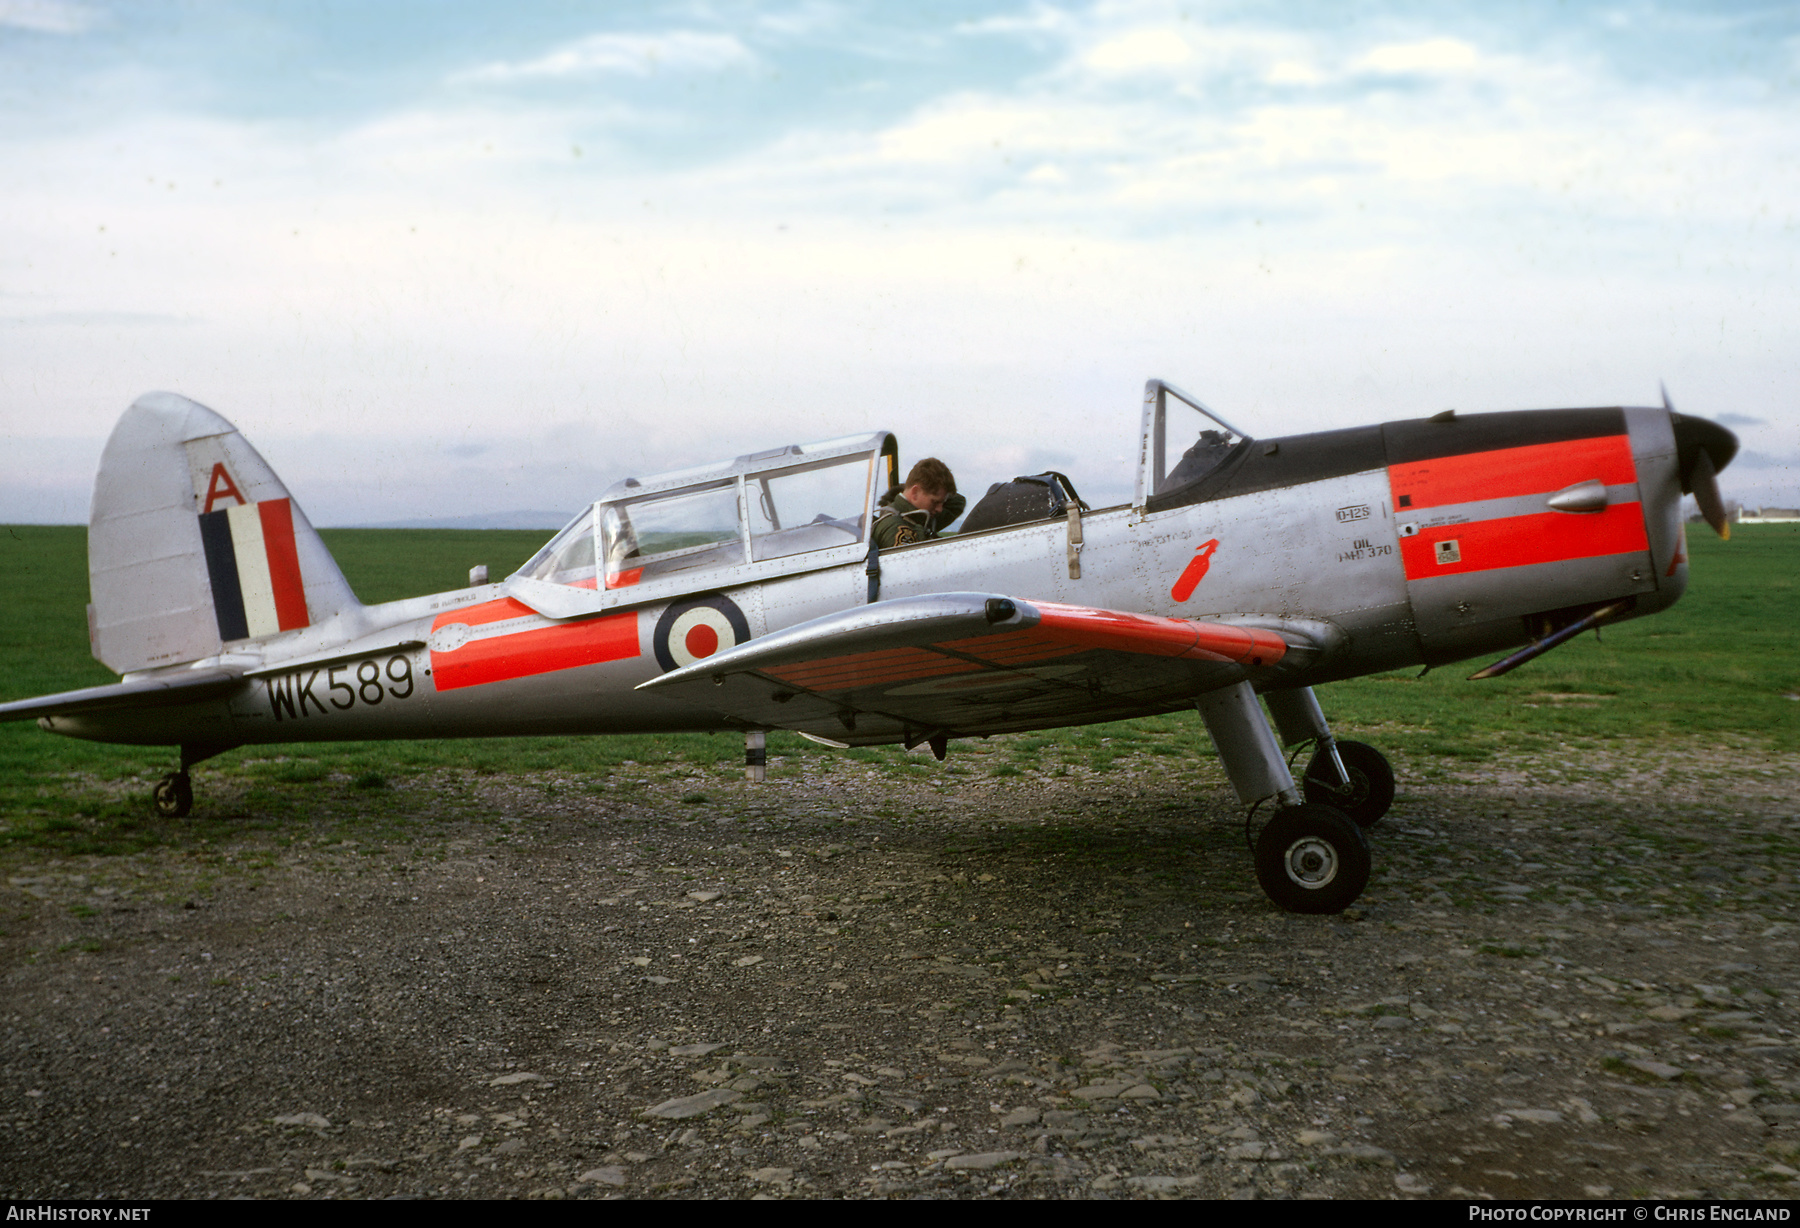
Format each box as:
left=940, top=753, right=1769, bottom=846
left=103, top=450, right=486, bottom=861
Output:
left=1198, top=682, right=1304, bottom=810
left=1198, top=683, right=1369, bottom=914
left=1302, top=741, right=1394, bottom=830
left=1265, top=687, right=1395, bottom=829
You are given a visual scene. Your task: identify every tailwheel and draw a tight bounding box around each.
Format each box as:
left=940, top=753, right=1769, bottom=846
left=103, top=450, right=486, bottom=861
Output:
left=153, top=771, right=193, bottom=819
left=1302, top=740, right=1395, bottom=829
left=1254, top=803, right=1370, bottom=915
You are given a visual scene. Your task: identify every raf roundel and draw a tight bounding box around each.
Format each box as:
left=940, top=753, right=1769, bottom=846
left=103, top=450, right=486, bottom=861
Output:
left=653, top=594, right=752, bottom=672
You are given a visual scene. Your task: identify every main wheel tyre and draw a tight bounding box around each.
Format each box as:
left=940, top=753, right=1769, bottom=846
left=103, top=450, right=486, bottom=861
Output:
left=1254, top=803, right=1370, bottom=915
left=153, top=772, right=193, bottom=819
left=1302, top=740, right=1395, bottom=829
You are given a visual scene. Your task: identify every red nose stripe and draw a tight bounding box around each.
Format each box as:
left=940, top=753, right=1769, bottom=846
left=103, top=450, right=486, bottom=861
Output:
left=1398, top=504, right=1649, bottom=580
left=1389, top=434, right=1635, bottom=512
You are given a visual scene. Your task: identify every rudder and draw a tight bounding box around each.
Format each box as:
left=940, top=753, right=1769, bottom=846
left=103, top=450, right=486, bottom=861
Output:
left=89, top=392, right=360, bottom=673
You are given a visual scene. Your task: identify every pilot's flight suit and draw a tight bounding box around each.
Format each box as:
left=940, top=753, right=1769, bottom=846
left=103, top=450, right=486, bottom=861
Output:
left=873, top=489, right=967, bottom=548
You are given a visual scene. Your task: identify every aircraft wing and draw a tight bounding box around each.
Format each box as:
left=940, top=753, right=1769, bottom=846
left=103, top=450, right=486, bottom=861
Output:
left=0, top=668, right=245, bottom=723
left=636, top=592, right=1294, bottom=745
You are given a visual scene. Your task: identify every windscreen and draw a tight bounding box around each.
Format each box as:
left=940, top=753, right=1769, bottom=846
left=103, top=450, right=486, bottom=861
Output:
left=1154, top=394, right=1249, bottom=495
left=521, top=507, right=596, bottom=587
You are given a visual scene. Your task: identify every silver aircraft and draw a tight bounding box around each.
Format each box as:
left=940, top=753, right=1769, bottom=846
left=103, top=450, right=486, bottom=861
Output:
left=0, top=381, right=1738, bottom=914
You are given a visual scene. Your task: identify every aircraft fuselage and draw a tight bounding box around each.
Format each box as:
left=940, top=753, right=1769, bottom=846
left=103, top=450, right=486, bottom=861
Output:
left=43, top=403, right=1691, bottom=750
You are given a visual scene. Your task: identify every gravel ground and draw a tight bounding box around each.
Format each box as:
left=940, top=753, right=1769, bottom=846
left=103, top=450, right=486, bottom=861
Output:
left=3, top=738, right=1798, bottom=1200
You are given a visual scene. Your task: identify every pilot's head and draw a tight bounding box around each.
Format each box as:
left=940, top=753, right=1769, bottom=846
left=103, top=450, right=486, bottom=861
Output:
left=903, top=457, right=956, bottom=514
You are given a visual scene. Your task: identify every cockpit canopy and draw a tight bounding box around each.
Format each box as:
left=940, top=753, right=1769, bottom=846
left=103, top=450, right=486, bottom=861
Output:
left=1136, top=379, right=1253, bottom=508
left=516, top=431, right=899, bottom=600
left=514, top=380, right=1246, bottom=604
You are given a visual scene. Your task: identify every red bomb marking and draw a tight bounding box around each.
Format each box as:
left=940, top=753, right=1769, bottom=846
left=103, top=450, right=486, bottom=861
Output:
left=1170, top=538, right=1220, bottom=602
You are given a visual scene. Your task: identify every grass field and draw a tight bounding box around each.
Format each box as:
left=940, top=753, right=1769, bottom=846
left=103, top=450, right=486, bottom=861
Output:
left=0, top=521, right=1793, bottom=857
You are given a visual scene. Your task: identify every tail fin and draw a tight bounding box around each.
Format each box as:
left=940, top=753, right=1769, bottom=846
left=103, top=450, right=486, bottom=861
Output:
left=88, top=392, right=360, bottom=673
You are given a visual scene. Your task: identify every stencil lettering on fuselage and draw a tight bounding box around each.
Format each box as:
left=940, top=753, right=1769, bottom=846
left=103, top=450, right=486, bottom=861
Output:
left=1337, top=536, right=1394, bottom=565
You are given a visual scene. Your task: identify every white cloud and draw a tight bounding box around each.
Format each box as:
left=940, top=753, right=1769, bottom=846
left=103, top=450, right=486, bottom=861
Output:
left=697, top=9, right=1799, bottom=259
left=0, top=0, right=95, bottom=34
left=1266, top=59, right=1323, bottom=86
left=869, top=97, right=1122, bottom=165
left=752, top=3, right=845, bottom=40
left=1084, top=27, right=1192, bottom=72
left=954, top=5, right=1073, bottom=38
left=1354, top=37, right=1481, bottom=75
left=456, top=30, right=754, bottom=84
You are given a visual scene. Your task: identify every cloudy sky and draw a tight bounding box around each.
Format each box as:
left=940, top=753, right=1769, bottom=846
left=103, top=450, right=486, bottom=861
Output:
left=2, top=0, right=1795, bottom=526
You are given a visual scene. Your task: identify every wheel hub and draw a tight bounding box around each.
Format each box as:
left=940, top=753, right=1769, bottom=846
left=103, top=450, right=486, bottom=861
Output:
left=1318, top=768, right=1367, bottom=808
left=1283, top=836, right=1339, bottom=889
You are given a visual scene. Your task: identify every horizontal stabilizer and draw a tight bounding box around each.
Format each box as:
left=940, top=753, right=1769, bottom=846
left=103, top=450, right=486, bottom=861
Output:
left=243, top=639, right=426, bottom=679
left=638, top=592, right=1289, bottom=744
left=0, top=669, right=244, bottom=724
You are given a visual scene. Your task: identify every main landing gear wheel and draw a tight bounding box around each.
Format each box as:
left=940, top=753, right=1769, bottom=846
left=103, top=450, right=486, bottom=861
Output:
left=1254, top=803, right=1370, bottom=915
left=1302, top=740, right=1395, bottom=829
left=153, top=771, right=193, bottom=819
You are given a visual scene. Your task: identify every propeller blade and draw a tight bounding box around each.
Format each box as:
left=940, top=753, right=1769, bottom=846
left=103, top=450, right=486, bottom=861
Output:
left=1664, top=389, right=1738, bottom=540
left=1689, top=445, right=1731, bottom=540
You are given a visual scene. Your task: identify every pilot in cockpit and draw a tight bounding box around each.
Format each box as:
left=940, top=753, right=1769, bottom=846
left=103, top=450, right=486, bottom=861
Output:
left=873, top=458, right=967, bottom=548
